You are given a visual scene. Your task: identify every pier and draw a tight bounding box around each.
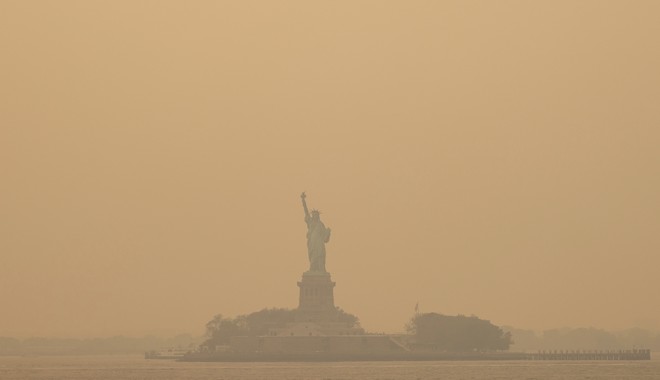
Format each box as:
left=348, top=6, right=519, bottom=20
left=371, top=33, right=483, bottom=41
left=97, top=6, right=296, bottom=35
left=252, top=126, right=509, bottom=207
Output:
left=525, top=349, right=651, bottom=360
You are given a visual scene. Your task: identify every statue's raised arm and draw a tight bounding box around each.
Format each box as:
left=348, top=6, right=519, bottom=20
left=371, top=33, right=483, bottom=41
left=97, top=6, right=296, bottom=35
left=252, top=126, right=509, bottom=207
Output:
left=301, top=192, right=311, bottom=222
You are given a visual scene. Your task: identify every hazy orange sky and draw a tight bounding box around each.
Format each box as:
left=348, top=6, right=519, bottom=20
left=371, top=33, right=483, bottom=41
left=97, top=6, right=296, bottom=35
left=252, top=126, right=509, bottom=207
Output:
left=1, top=1, right=659, bottom=338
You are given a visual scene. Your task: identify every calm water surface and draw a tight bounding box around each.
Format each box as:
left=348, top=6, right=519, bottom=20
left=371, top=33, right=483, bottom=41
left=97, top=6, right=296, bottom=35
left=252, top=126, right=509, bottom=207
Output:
left=1, top=355, right=659, bottom=379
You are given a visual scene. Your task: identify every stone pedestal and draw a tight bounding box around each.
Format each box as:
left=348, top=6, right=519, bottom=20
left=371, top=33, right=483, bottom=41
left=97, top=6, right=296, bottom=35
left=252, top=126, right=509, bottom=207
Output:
left=297, top=272, right=335, bottom=321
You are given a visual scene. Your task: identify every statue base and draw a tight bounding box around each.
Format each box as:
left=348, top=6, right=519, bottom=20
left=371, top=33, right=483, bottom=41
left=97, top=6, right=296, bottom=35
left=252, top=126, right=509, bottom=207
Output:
left=296, top=271, right=336, bottom=322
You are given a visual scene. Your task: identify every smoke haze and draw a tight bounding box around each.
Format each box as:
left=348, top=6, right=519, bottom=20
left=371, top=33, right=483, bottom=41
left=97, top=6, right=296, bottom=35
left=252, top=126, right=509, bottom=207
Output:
left=1, top=1, right=659, bottom=338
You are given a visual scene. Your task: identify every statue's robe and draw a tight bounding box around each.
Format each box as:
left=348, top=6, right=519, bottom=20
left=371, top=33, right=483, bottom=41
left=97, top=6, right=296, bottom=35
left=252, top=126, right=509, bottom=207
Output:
left=306, top=218, right=330, bottom=272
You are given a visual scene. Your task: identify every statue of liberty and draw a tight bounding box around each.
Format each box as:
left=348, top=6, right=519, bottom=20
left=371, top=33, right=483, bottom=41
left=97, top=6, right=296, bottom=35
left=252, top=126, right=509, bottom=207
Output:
left=301, top=192, right=331, bottom=273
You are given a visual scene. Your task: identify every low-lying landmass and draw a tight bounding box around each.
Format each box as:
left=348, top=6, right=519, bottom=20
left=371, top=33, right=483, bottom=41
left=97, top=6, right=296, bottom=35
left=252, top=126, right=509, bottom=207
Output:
left=183, top=307, right=517, bottom=361
left=0, top=334, right=199, bottom=356
left=182, top=309, right=652, bottom=362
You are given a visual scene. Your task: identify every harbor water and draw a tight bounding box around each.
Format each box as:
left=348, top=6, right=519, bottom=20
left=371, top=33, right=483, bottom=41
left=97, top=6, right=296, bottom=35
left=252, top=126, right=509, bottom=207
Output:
left=1, top=354, right=659, bottom=379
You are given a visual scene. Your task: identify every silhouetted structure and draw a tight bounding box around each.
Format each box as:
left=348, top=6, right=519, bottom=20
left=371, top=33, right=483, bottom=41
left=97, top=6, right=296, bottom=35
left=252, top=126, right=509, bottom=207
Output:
left=300, top=192, right=331, bottom=273
left=296, top=193, right=339, bottom=323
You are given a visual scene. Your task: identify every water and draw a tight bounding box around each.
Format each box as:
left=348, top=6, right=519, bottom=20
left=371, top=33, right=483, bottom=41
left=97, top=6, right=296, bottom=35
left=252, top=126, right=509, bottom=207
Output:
left=1, top=355, right=659, bottom=379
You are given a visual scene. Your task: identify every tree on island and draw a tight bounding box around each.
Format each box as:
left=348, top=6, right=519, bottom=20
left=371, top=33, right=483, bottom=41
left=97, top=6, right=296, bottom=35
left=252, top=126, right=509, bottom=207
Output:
left=202, top=307, right=361, bottom=349
left=407, top=313, right=512, bottom=352
left=203, top=314, right=247, bottom=346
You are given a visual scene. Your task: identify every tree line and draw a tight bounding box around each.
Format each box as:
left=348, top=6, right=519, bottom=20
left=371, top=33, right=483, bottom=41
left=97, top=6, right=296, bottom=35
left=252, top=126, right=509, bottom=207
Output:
left=203, top=309, right=513, bottom=352
left=407, top=313, right=512, bottom=351
left=202, top=307, right=360, bottom=349
left=506, top=326, right=660, bottom=351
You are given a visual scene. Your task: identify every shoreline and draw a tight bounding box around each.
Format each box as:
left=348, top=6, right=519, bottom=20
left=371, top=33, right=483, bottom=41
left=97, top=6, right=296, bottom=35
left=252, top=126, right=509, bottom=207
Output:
left=181, top=350, right=652, bottom=362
